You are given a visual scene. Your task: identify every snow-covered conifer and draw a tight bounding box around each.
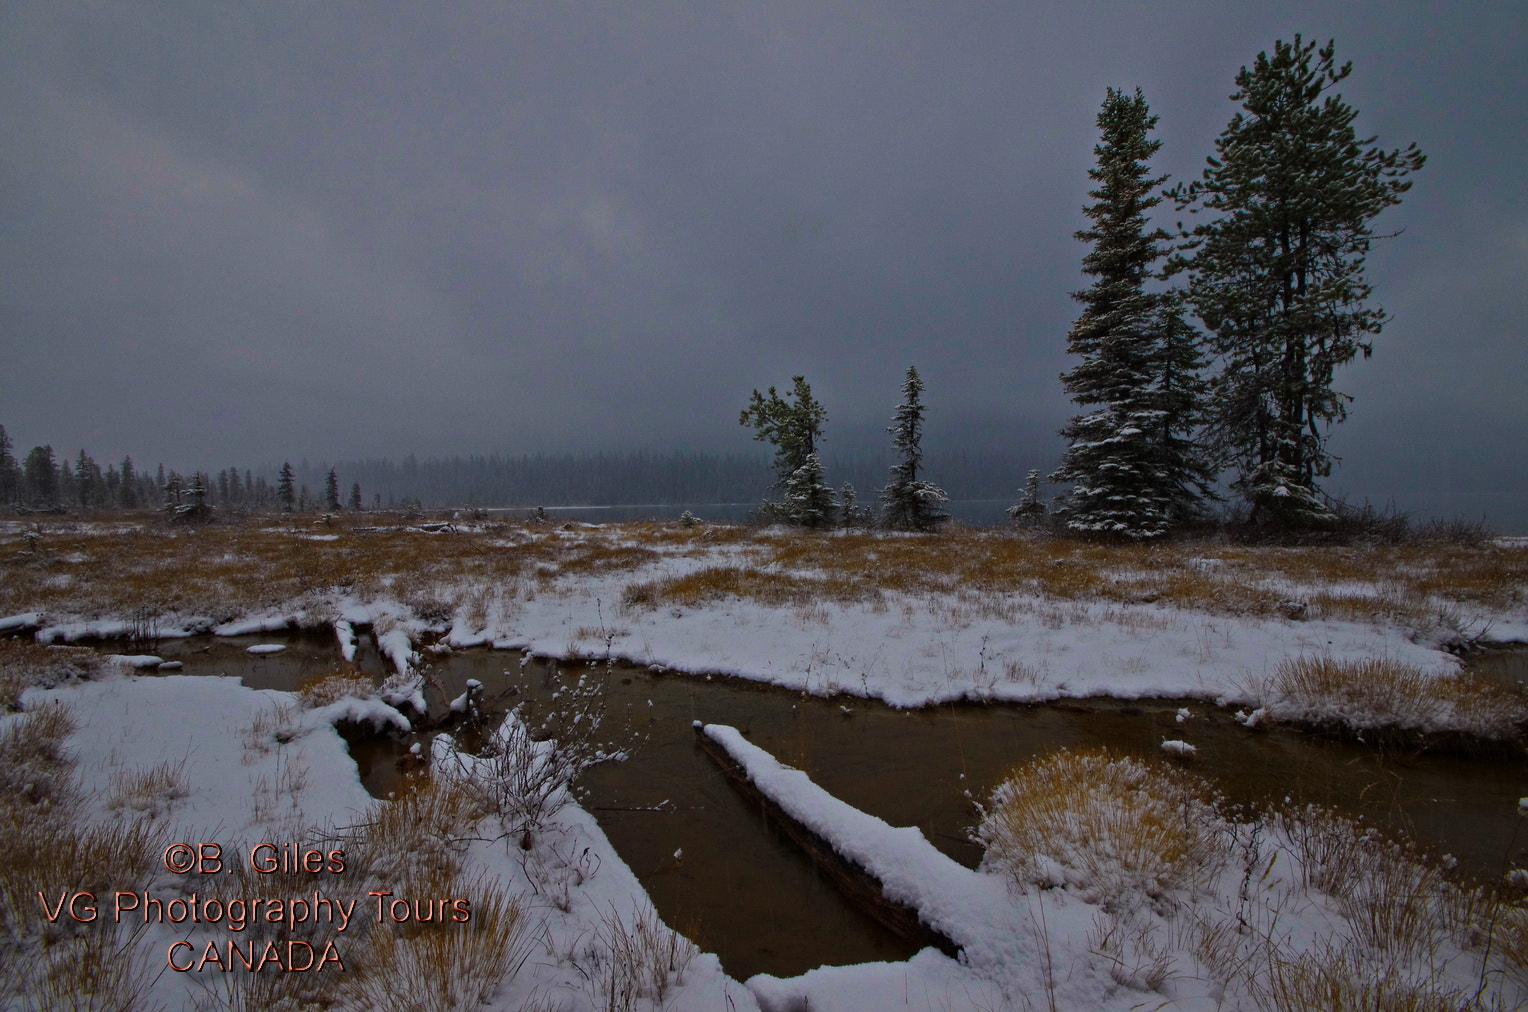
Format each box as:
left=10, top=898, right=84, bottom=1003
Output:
left=781, top=452, right=836, bottom=529
left=880, top=366, right=949, bottom=532
left=741, top=375, right=832, bottom=527
left=1053, top=88, right=1212, bottom=537
left=1008, top=470, right=1047, bottom=524
left=325, top=467, right=341, bottom=511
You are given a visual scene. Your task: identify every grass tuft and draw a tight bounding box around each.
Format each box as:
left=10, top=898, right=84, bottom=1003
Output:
left=1267, top=655, right=1526, bottom=740
left=976, top=748, right=1228, bottom=911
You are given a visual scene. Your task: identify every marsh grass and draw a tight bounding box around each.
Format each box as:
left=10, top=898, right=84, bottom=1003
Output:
left=107, top=757, right=190, bottom=817
left=241, top=698, right=304, bottom=760
left=296, top=668, right=377, bottom=708
left=343, top=878, right=529, bottom=1012
left=0, top=640, right=99, bottom=710
left=979, top=745, right=1528, bottom=1007
left=574, top=904, right=699, bottom=1012
left=0, top=701, right=163, bottom=1010
left=975, top=748, right=1229, bottom=911
left=1267, top=656, right=1526, bottom=740
left=1256, top=946, right=1480, bottom=1012
left=4, top=517, right=1522, bottom=648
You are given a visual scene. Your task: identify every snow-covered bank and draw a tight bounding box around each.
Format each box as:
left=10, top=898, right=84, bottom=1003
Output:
left=706, top=723, right=1528, bottom=1012
left=5, top=520, right=1528, bottom=1010
left=5, top=522, right=1524, bottom=736
left=1, top=666, right=757, bottom=1012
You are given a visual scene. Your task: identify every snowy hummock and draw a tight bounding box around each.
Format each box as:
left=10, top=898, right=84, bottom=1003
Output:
left=104, top=653, right=164, bottom=669
left=0, top=611, right=42, bottom=633
left=213, top=613, right=297, bottom=636
left=376, top=627, right=418, bottom=676
left=333, top=618, right=358, bottom=662
left=313, top=695, right=411, bottom=735
left=246, top=642, right=286, bottom=655
left=1159, top=739, right=1197, bottom=757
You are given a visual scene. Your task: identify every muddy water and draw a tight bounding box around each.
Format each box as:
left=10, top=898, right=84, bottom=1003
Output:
left=148, top=639, right=1528, bottom=982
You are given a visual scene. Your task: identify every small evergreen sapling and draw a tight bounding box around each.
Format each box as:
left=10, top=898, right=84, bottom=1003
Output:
left=1008, top=470, right=1047, bottom=524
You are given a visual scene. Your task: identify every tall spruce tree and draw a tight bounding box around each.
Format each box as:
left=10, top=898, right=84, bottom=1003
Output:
left=880, top=366, right=949, bottom=532
left=23, top=446, right=58, bottom=506
left=325, top=468, right=341, bottom=511
left=277, top=462, right=296, bottom=512
left=119, top=456, right=138, bottom=508
left=0, top=425, right=20, bottom=505
left=1053, top=88, right=1211, bottom=537
left=1169, top=37, right=1423, bottom=527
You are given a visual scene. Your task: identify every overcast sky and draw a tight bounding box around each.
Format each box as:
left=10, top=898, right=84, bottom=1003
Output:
left=2, top=2, right=1523, bottom=518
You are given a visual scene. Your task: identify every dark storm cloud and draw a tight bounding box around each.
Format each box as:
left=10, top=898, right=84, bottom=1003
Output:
left=1, top=2, right=1523, bottom=519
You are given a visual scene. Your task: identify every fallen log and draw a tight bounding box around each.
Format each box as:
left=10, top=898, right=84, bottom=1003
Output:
left=693, top=723, right=960, bottom=959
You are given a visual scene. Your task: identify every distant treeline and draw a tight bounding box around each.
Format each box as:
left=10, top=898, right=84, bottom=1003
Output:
left=280, top=449, right=1031, bottom=510
left=0, top=422, right=1034, bottom=513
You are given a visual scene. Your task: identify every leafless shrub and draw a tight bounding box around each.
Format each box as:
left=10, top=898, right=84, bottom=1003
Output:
left=574, top=904, right=698, bottom=1012
left=450, top=666, right=632, bottom=850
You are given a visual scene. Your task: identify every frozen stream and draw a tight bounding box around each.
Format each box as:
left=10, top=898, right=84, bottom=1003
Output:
left=135, top=633, right=1528, bottom=982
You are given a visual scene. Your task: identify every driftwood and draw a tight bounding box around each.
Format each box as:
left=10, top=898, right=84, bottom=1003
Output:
left=693, top=725, right=960, bottom=958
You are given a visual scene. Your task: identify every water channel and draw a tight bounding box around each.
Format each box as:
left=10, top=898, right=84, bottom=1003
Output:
left=130, top=633, right=1528, bottom=982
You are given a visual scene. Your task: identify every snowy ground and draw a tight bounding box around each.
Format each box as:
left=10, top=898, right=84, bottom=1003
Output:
left=3, top=517, right=1527, bottom=1010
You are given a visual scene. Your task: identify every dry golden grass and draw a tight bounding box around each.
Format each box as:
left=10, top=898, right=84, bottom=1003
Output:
left=622, top=564, right=863, bottom=610
left=107, top=757, right=190, bottom=817
left=345, top=775, right=483, bottom=886
left=0, top=639, right=99, bottom=709
left=1256, top=947, right=1479, bottom=1012
left=1268, top=656, right=1526, bottom=740
left=296, top=668, right=377, bottom=708
left=976, top=748, right=1229, bottom=910
left=341, top=871, right=529, bottom=1012
left=0, top=701, right=165, bottom=1010
left=3, top=514, right=1522, bottom=641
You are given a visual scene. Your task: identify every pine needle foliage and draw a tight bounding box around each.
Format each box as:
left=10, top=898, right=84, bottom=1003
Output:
left=740, top=376, right=835, bottom=527
left=1053, top=88, right=1214, bottom=538
left=1169, top=37, right=1424, bottom=528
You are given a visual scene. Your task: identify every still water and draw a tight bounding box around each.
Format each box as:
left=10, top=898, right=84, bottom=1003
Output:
left=144, top=633, right=1528, bottom=981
